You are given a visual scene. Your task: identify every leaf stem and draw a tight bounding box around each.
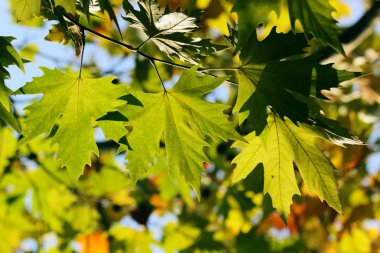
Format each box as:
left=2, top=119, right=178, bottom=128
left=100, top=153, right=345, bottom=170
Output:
left=200, top=67, right=239, bottom=71
left=62, top=13, right=238, bottom=85
left=136, top=37, right=151, bottom=50
left=150, top=59, right=166, bottom=91
left=78, top=27, right=86, bottom=78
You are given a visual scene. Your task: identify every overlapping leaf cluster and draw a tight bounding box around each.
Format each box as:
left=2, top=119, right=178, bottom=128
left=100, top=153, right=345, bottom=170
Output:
left=3, top=0, right=365, bottom=219
left=123, top=0, right=226, bottom=63
left=233, top=0, right=344, bottom=54
left=9, top=0, right=122, bottom=55
left=230, top=0, right=362, bottom=214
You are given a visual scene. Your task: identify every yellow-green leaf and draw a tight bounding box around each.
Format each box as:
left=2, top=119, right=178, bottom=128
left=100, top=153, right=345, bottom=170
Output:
left=232, top=114, right=341, bottom=216
left=122, top=66, right=241, bottom=197
left=10, top=0, right=41, bottom=22
left=17, top=68, right=126, bottom=180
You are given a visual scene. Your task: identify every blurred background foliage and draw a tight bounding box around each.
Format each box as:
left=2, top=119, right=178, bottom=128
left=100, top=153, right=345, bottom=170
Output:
left=2, top=0, right=380, bottom=252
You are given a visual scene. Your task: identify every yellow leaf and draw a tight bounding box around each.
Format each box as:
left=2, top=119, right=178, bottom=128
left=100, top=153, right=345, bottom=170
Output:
left=338, top=227, right=371, bottom=253
left=329, top=0, right=351, bottom=19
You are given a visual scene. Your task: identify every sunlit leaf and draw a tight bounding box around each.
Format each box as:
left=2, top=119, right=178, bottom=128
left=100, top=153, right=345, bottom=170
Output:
left=233, top=0, right=344, bottom=54
left=121, top=66, right=241, bottom=197
left=123, top=0, right=226, bottom=64
left=10, top=0, right=41, bottom=22
left=232, top=114, right=342, bottom=216
left=17, top=68, right=127, bottom=180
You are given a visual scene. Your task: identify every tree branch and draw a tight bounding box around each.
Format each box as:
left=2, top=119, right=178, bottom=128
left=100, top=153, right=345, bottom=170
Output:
left=62, top=13, right=238, bottom=85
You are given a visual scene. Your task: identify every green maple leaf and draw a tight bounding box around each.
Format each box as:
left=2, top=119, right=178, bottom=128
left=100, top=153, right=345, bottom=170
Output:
left=233, top=0, right=343, bottom=54
left=10, top=0, right=41, bottom=22
left=288, top=0, right=344, bottom=54
left=234, top=30, right=312, bottom=133
left=123, top=0, right=226, bottom=64
left=97, top=110, right=131, bottom=152
left=121, top=67, right=241, bottom=197
left=0, top=104, right=20, bottom=133
left=235, top=30, right=359, bottom=144
left=0, top=36, right=24, bottom=132
left=0, top=36, right=24, bottom=110
left=17, top=68, right=127, bottom=180
left=232, top=0, right=280, bottom=51
left=232, top=114, right=342, bottom=217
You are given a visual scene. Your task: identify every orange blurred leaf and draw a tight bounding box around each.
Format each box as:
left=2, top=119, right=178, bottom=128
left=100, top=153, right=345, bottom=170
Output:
left=78, top=232, right=109, bottom=253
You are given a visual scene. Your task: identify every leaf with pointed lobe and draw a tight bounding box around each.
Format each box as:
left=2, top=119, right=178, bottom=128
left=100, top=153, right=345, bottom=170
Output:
left=10, top=0, right=42, bottom=22
left=235, top=29, right=360, bottom=144
left=17, top=68, right=127, bottom=180
left=0, top=36, right=24, bottom=132
left=232, top=114, right=342, bottom=217
left=232, top=0, right=281, bottom=51
left=232, top=0, right=344, bottom=54
left=288, top=0, right=344, bottom=54
left=120, top=66, right=241, bottom=197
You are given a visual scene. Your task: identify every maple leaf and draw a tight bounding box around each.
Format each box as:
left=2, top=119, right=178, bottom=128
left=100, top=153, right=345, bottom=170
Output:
left=0, top=101, right=20, bottom=133
left=232, top=0, right=281, bottom=51
left=232, top=114, right=342, bottom=217
left=234, top=29, right=359, bottom=144
left=97, top=110, right=131, bottom=152
left=0, top=37, right=24, bottom=111
left=10, top=0, right=41, bottom=22
left=17, top=68, right=127, bottom=180
left=233, top=0, right=344, bottom=54
left=120, top=66, right=241, bottom=197
left=123, top=0, right=226, bottom=64
left=288, top=0, right=344, bottom=54
left=0, top=36, right=24, bottom=132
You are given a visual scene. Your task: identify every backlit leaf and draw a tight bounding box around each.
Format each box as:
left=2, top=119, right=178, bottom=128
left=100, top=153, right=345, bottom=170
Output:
left=234, top=29, right=359, bottom=144
left=123, top=0, right=226, bottom=64
left=233, top=0, right=344, bottom=54
left=0, top=36, right=24, bottom=132
left=121, top=66, right=241, bottom=197
left=232, top=114, right=342, bottom=216
left=17, top=68, right=126, bottom=180
left=10, top=0, right=41, bottom=22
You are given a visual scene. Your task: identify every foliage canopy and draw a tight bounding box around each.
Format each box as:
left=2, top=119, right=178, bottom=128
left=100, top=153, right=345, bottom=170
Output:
left=1, top=0, right=380, bottom=252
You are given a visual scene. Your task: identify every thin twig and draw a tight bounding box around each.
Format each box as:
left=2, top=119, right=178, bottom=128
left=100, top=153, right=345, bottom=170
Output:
left=63, top=14, right=136, bottom=52
left=62, top=13, right=238, bottom=85
left=200, top=67, right=238, bottom=71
